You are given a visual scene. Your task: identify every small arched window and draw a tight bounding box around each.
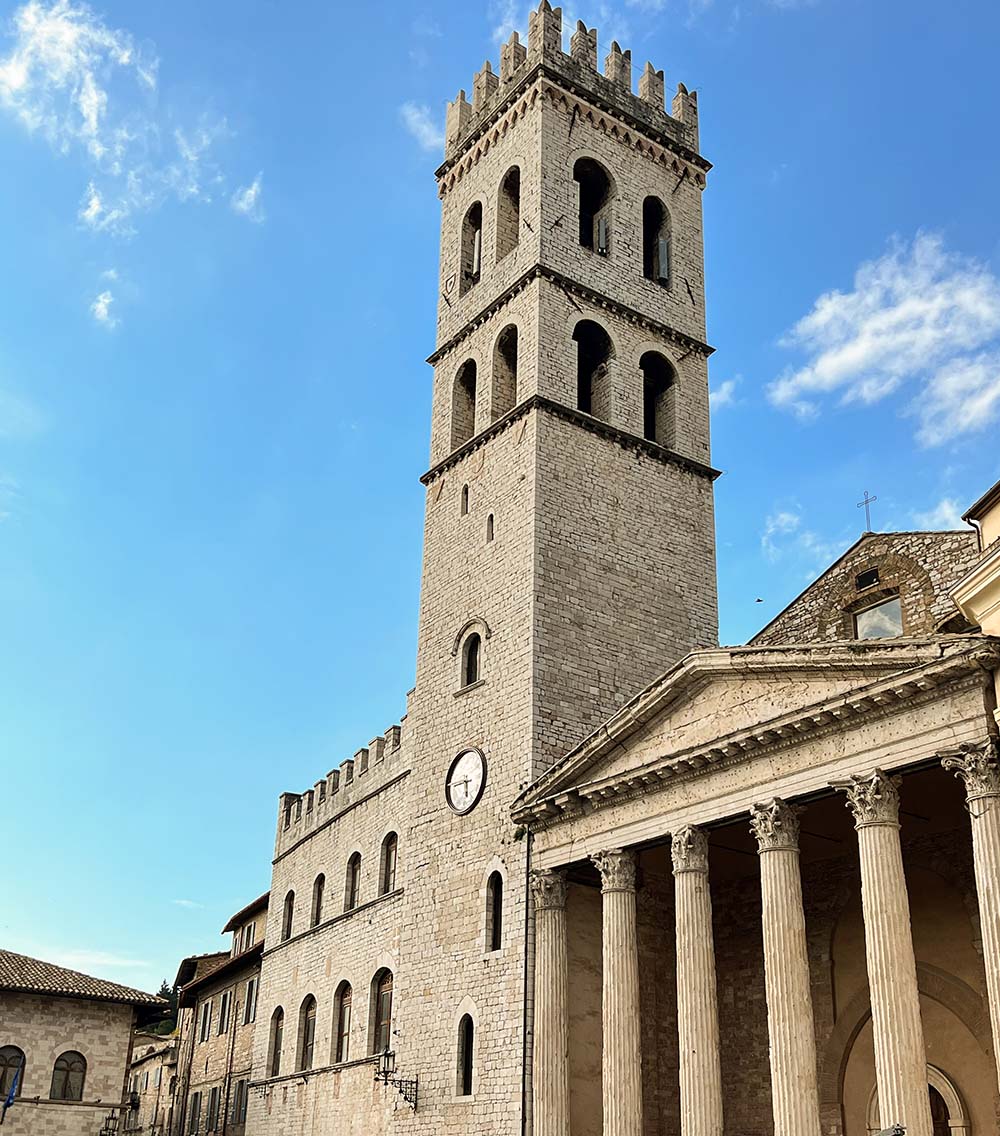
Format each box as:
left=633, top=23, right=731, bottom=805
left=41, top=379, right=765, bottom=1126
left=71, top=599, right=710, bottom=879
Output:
left=574, top=320, right=614, bottom=421
left=573, top=158, right=613, bottom=254
left=281, top=890, right=294, bottom=942
left=297, top=996, right=317, bottom=1071
left=457, top=1015, right=474, bottom=1096
left=460, top=202, right=483, bottom=294
left=371, top=970, right=394, bottom=1055
left=486, top=871, right=503, bottom=952
left=486, top=514, right=494, bottom=543
left=0, top=1047, right=24, bottom=1099
left=642, top=196, right=671, bottom=285
left=380, top=832, right=398, bottom=895
left=452, top=361, right=477, bottom=450
left=461, top=484, right=470, bottom=516
left=462, top=633, right=481, bottom=688
left=50, top=1051, right=86, bottom=1101
left=333, top=982, right=352, bottom=1063
left=268, top=1008, right=284, bottom=1078
left=345, top=853, right=362, bottom=912
left=311, top=874, right=325, bottom=928
left=640, top=351, right=676, bottom=447
left=492, top=325, right=518, bottom=420
left=497, top=167, right=521, bottom=260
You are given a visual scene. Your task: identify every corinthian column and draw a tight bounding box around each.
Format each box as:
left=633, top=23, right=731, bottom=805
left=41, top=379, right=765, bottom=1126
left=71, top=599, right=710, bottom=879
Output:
left=834, top=770, right=932, bottom=1136
left=530, top=869, right=571, bottom=1136
left=748, top=800, right=821, bottom=1136
left=592, top=849, right=643, bottom=1136
left=941, top=739, right=1000, bottom=1098
left=670, top=826, right=723, bottom=1136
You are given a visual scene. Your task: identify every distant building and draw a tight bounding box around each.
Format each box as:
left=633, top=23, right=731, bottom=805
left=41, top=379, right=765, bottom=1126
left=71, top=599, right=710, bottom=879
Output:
left=172, top=894, right=267, bottom=1136
left=0, top=948, right=164, bottom=1136
left=125, top=1032, right=178, bottom=1135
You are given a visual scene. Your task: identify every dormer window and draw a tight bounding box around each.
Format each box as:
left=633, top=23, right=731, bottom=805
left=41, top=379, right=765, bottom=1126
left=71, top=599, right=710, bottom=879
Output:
left=854, top=595, right=902, bottom=639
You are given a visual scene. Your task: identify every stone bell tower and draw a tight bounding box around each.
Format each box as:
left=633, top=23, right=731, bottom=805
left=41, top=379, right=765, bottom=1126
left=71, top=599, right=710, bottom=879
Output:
left=397, top=4, right=718, bottom=1130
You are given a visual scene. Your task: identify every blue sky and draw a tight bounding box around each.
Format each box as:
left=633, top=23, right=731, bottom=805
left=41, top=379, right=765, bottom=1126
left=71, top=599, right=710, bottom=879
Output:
left=1, top=0, right=998, bottom=992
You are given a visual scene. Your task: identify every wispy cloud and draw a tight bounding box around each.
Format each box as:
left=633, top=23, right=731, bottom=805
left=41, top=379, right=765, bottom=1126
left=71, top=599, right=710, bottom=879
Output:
left=761, top=508, right=801, bottom=561
left=171, top=898, right=204, bottom=910
left=768, top=233, right=1000, bottom=446
left=0, top=1, right=257, bottom=237
left=761, top=507, right=845, bottom=568
left=400, top=101, right=444, bottom=152
left=710, top=377, right=740, bottom=409
left=231, top=173, right=264, bottom=223
left=912, top=497, right=965, bottom=531
left=89, top=287, right=117, bottom=328
left=45, top=947, right=151, bottom=972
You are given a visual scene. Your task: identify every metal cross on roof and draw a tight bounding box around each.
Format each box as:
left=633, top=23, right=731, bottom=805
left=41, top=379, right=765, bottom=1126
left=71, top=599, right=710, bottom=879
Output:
left=857, top=489, right=878, bottom=532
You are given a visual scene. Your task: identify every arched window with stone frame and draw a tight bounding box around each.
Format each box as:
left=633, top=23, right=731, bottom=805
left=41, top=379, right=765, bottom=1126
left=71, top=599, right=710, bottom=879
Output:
left=379, top=832, right=398, bottom=895
left=460, top=202, right=483, bottom=294
left=296, top=995, right=317, bottom=1071
left=370, top=969, right=394, bottom=1055
left=452, top=360, right=478, bottom=450
left=496, top=167, right=521, bottom=261
left=345, top=852, right=362, bottom=912
left=333, top=981, right=352, bottom=1064
left=0, top=1047, right=24, bottom=1100
left=485, top=870, right=503, bottom=952
left=311, top=873, right=325, bottom=928
left=50, top=1051, right=86, bottom=1101
left=574, top=319, right=615, bottom=421
left=281, top=890, right=294, bottom=942
left=456, top=1014, right=475, bottom=1097
left=268, top=1008, right=284, bottom=1078
left=461, top=633, right=481, bottom=688
left=573, top=157, right=614, bottom=254
left=641, top=195, right=671, bottom=285
left=492, top=324, right=519, bottom=420
left=639, top=351, right=676, bottom=447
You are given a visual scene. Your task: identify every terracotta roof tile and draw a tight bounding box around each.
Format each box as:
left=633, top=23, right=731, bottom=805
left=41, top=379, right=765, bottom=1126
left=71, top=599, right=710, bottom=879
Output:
left=0, top=949, right=165, bottom=1006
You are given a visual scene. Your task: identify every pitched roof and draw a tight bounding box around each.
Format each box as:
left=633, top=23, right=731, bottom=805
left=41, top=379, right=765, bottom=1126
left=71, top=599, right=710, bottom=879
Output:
left=221, top=891, right=269, bottom=933
left=0, top=949, right=165, bottom=1007
left=172, top=951, right=229, bottom=991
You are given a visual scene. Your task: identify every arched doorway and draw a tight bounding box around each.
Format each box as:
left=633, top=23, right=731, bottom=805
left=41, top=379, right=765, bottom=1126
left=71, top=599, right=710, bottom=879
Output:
left=865, top=1065, right=970, bottom=1135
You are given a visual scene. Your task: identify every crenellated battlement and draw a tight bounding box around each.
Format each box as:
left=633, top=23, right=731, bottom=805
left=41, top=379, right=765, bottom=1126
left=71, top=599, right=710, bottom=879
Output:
left=443, top=2, right=700, bottom=163
left=274, top=717, right=408, bottom=856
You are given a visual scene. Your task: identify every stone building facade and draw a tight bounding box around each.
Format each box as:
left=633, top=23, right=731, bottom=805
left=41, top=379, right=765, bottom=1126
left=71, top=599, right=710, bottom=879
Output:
left=173, top=894, right=267, bottom=1136
left=0, top=949, right=164, bottom=1136
left=242, top=5, right=1000, bottom=1135
left=125, top=1033, right=177, bottom=1135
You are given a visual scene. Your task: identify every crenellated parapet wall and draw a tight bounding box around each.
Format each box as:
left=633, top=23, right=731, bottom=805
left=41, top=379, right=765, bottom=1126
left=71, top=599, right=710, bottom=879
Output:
left=274, top=715, right=409, bottom=859
left=443, top=1, right=700, bottom=164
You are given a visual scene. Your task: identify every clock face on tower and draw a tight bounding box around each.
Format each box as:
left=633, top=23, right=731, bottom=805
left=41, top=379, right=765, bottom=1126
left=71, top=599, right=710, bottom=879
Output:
left=445, top=748, right=487, bottom=815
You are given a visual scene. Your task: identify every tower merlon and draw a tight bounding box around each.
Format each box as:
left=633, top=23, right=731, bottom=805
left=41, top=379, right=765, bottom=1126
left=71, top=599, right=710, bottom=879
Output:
left=440, top=2, right=700, bottom=168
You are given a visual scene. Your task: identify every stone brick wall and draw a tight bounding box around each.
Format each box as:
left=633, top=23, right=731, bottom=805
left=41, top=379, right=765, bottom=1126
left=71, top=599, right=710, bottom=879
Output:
left=752, top=531, right=981, bottom=647
left=0, top=991, right=134, bottom=1136
left=126, top=1037, right=176, bottom=1134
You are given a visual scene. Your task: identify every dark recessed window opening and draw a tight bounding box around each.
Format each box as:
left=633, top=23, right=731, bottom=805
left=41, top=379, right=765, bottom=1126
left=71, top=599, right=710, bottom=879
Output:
left=855, top=567, right=880, bottom=591
left=486, top=871, right=503, bottom=952
left=573, top=158, right=612, bottom=254
left=452, top=362, right=477, bottom=450
left=457, top=1015, right=474, bottom=1096
left=497, top=167, right=520, bottom=260
left=486, top=514, right=494, bottom=543
left=574, top=320, right=614, bottom=420
left=640, top=351, right=676, bottom=447
left=461, top=202, right=483, bottom=294
left=642, top=196, right=671, bottom=285
left=492, top=325, right=518, bottom=420
left=462, top=633, right=481, bottom=687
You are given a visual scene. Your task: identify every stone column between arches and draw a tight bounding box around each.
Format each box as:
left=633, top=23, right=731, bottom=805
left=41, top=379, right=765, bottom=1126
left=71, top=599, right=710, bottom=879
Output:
left=592, top=848, right=643, bottom=1136
left=833, top=769, right=933, bottom=1136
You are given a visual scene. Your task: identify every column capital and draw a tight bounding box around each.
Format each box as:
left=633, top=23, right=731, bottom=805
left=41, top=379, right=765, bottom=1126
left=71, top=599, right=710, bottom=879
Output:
left=941, top=738, right=1000, bottom=802
left=670, top=824, right=709, bottom=874
left=592, top=848, right=637, bottom=893
left=833, top=768, right=901, bottom=828
left=749, top=798, right=800, bottom=852
left=530, top=868, right=568, bottom=911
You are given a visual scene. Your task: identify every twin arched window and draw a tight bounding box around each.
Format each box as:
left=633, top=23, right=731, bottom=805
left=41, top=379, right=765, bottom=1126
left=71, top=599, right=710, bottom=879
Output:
left=281, top=891, right=294, bottom=942
left=345, top=853, right=362, bottom=912
left=311, top=874, right=325, bottom=928
left=50, top=1051, right=86, bottom=1101
left=380, top=833, right=398, bottom=895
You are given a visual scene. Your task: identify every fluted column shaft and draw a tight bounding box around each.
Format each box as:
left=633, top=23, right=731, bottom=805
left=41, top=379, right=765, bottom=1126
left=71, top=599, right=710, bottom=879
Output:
left=530, top=869, right=571, bottom=1136
left=749, top=801, right=821, bottom=1136
left=835, top=770, right=931, bottom=1136
left=592, top=849, right=643, bottom=1136
left=671, top=826, right=723, bottom=1136
left=942, top=740, right=1000, bottom=1099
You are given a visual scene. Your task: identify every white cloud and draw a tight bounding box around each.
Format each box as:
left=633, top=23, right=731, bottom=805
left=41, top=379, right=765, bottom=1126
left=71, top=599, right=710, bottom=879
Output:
left=46, top=947, right=150, bottom=972
left=0, top=2, right=252, bottom=237
left=761, top=508, right=800, bottom=560
left=768, top=233, right=1000, bottom=445
left=912, top=497, right=965, bottom=531
left=89, top=287, right=117, bottom=328
left=761, top=507, right=845, bottom=568
left=400, top=101, right=444, bottom=152
left=231, top=173, right=264, bottom=223
left=171, top=898, right=204, bottom=910
left=710, top=377, right=739, bottom=408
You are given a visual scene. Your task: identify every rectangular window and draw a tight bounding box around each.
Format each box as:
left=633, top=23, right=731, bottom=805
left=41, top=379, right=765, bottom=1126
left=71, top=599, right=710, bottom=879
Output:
left=855, top=566, right=880, bottom=590
left=218, top=990, right=231, bottom=1034
left=189, top=1091, right=202, bottom=1134
left=244, top=977, right=258, bottom=1025
left=854, top=595, right=903, bottom=639
left=142, top=1070, right=149, bottom=1091
left=199, top=999, right=213, bottom=1043
left=244, top=922, right=255, bottom=950
left=207, top=1086, right=220, bottom=1131
left=155, top=1066, right=162, bottom=1087
left=232, top=1079, right=248, bottom=1125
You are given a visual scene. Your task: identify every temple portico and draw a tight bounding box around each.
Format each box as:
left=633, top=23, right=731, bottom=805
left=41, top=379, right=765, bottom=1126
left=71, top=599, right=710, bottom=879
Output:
left=517, top=640, right=1000, bottom=1136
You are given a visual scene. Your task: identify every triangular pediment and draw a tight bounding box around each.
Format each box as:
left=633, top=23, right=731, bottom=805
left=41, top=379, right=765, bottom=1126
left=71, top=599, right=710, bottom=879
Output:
left=514, top=637, right=997, bottom=821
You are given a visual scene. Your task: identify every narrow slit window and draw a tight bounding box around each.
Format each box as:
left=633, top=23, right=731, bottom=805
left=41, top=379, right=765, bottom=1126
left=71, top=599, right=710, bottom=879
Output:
left=345, top=853, right=362, bottom=911
left=461, top=202, right=483, bottom=294
left=380, top=832, right=398, bottom=895
left=462, top=633, right=481, bottom=687
left=457, top=1015, right=474, bottom=1096
left=486, top=871, right=503, bottom=952
left=334, top=983, right=352, bottom=1063
left=311, top=874, right=325, bottom=927
left=281, top=890, right=294, bottom=942
left=461, top=484, right=470, bottom=515
left=486, top=514, right=494, bottom=543
left=642, top=196, right=671, bottom=285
